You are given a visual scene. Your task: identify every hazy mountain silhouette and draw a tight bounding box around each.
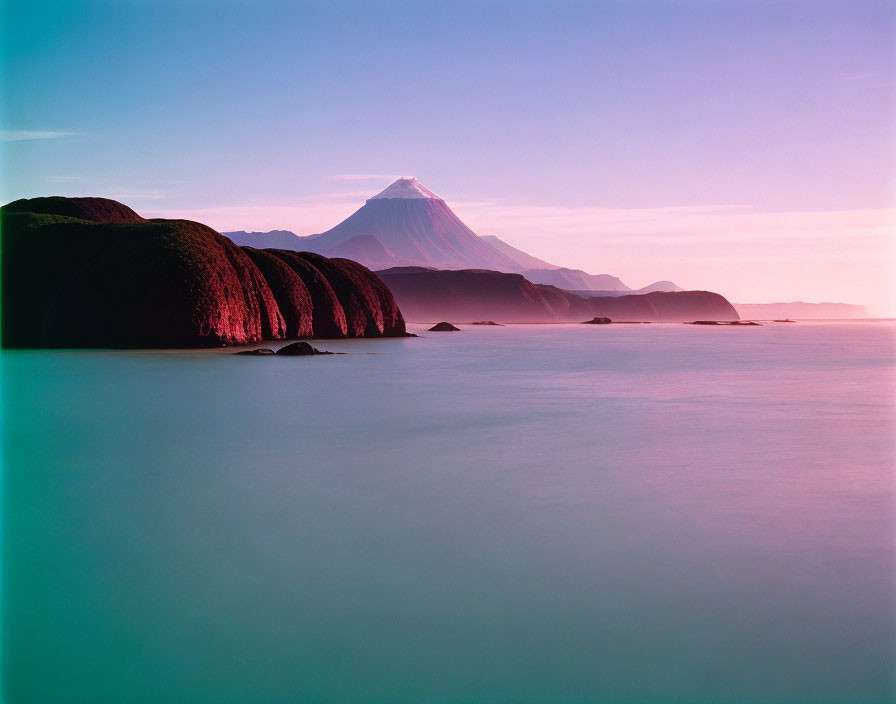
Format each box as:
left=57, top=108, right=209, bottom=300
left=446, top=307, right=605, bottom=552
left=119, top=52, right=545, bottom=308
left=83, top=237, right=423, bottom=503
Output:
left=376, top=267, right=738, bottom=323
left=223, top=178, right=676, bottom=291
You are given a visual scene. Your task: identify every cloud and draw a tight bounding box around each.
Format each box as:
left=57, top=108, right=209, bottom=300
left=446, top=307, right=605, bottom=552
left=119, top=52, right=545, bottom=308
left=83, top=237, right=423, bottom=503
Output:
left=1, top=130, right=83, bottom=142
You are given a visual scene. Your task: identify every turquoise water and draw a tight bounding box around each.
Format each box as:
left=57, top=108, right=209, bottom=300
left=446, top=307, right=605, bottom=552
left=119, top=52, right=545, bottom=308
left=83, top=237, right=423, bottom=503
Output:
left=3, top=321, right=895, bottom=703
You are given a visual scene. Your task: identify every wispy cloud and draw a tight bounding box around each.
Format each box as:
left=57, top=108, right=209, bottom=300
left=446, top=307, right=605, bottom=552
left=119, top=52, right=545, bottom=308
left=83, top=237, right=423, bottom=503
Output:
left=331, top=173, right=400, bottom=181
left=1, top=130, right=83, bottom=142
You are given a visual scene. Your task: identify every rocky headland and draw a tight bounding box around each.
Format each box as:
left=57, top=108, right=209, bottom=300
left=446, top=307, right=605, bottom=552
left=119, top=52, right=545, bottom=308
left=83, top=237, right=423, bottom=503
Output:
left=1, top=197, right=407, bottom=348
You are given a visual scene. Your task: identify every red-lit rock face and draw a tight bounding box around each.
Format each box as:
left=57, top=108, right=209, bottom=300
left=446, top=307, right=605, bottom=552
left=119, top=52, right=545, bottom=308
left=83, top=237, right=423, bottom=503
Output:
left=242, top=247, right=315, bottom=339
left=293, top=252, right=384, bottom=338
left=332, top=258, right=406, bottom=337
left=263, top=250, right=349, bottom=339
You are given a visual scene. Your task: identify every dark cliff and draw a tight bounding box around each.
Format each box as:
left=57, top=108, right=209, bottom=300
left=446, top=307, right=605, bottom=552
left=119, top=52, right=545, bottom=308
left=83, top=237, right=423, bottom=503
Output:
left=1, top=197, right=407, bottom=348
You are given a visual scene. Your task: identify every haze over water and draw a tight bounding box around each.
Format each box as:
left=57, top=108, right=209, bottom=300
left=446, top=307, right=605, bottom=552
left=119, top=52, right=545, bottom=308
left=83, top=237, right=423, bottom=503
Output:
left=3, top=321, right=895, bottom=703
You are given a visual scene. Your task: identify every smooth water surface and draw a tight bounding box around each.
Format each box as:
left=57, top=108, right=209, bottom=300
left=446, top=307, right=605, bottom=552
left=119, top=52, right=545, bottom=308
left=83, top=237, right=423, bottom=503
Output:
left=3, top=321, right=895, bottom=703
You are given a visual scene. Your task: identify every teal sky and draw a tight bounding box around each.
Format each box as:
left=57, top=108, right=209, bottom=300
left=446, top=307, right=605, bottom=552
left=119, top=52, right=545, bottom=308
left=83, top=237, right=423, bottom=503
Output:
left=2, top=0, right=895, bottom=310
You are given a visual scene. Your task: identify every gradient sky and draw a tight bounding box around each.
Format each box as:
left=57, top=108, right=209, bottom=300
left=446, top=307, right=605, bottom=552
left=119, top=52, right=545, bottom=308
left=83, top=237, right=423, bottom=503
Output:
left=2, top=0, right=895, bottom=312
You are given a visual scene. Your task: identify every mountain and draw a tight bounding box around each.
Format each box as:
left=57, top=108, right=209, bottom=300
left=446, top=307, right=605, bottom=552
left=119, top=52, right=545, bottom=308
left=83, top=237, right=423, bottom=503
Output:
left=733, top=302, right=870, bottom=319
left=223, top=180, right=634, bottom=290
left=479, top=234, right=558, bottom=270
left=299, top=178, right=523, bottom=271
left=322, top=234, right=405, bottom=271
left=1, top=196, right=407, bottom=347
left=637, top=280, right=683, bottom=293
left=477, top=235, right=632, bottom=290
left=376, top=267, right=738, bottom=323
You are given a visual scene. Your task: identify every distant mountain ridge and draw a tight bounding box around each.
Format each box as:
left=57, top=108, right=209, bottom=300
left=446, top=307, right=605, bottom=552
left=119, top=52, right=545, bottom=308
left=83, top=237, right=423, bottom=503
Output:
left=376, top=266, right=738, bottom=323
left=224, top=229, right=306, bottom=250
left=223, top=178, right=680, bottom=293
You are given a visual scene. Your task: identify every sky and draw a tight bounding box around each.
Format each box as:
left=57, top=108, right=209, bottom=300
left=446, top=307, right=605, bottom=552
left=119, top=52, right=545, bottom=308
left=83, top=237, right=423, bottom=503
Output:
left=2, top=0, right=895, bottom=312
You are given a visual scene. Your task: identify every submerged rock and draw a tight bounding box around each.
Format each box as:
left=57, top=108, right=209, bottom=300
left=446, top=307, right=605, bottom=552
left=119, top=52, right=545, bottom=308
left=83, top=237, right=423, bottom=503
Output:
left=275, top=341, right=333, bottom=356
left=234, top=348, right=276, bottom=355
left=582, top=317, right=612, bottom=324
left=429, top=322, right=460, bottom=331
left=471, top=320, right=502, bottom=326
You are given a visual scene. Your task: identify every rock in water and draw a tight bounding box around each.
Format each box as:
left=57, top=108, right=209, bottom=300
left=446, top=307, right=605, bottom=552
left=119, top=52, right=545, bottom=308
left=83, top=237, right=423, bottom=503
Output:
left=429, top=322, right=460, bottom=331
left=275, top=341, right=332, bottom=356
left=471, top=320, right=502, bottom=325
left=234, top=348, right=276, bottom=355
left=582, top=317, right=612, bottom=324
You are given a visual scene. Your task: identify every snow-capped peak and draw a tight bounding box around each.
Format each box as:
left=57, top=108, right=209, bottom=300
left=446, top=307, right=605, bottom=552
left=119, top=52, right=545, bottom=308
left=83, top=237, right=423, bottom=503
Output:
left=369, top=177, right=442, bottom=201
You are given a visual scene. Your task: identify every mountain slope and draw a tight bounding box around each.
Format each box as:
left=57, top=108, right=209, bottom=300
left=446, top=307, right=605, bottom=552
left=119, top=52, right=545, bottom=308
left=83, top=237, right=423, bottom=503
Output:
left=479, top=235, right=559, bottom=270
left=521, top=268, right=631, bottom=291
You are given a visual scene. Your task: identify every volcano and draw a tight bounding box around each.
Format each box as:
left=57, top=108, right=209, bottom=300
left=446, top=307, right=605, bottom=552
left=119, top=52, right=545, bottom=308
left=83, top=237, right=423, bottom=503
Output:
left=299, top=178, right=522, bottom=271
left=224, top=178, right=679, bottom=292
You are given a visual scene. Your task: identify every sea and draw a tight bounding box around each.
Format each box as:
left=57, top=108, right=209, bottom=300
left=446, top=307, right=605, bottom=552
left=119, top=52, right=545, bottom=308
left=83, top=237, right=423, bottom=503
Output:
left=2, top=320, right=894, bottom=704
